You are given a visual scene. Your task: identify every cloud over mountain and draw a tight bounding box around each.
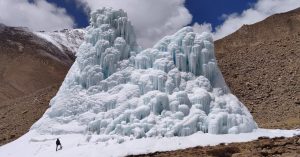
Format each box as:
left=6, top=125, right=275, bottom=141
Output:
left=0, top=0, right=75, bottom=31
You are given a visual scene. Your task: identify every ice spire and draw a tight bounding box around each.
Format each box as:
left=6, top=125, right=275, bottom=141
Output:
left=77, top=8, right=138, bottom=88
left=32, top=8, right=257, bottom=139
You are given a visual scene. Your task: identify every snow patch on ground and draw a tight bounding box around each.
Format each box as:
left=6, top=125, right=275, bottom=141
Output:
left=0, top=129, right=299, bottom=157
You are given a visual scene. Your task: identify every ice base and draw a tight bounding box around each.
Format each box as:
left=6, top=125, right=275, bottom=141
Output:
left=0, top=129, right=299, bottom=157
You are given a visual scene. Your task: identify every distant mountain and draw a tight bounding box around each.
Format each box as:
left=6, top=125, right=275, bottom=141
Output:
left=34, top=28, right=85, bottom=54
left=0, top=24, right=84, bottom=144
left=215, top=8, right=300, bottom=129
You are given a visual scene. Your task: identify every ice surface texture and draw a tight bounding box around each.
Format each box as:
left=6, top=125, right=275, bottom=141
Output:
left=32, top=8, right=257, bottom=138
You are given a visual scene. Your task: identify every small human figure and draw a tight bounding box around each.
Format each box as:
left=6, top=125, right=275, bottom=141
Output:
left=56, top=138, right=62, bottom=151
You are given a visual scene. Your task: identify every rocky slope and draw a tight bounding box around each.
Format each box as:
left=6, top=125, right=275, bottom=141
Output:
left=0, top=24, right=83, bottom=145
left=215, top=8, right=300, bottom=129
left=0, top=85, right=59, bottom=144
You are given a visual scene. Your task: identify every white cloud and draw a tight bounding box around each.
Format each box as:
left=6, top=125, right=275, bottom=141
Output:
left=76, top=0, right=300, bottom=46
left=213, top=0, right=300, bottom=40
left=76, top=0, right=192, bottom=48
left=3, top=0, right=297, bottom=47
left=0, top=0, right=75, bottom=31
left=192, top=22, right=212, bottom=34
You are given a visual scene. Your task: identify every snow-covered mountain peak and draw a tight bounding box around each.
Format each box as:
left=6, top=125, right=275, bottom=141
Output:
left=34, top=28, right=86, bottom=54
left=31, top=7, right=257, bottom=141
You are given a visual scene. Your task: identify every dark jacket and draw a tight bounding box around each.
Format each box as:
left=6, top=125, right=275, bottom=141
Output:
left=56, top=139, right=61, bottom=145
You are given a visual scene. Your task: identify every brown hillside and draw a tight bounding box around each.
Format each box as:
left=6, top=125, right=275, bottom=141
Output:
left=215, top=8, right=300, bottom=129
left=0, top=25, right=74, bottom=145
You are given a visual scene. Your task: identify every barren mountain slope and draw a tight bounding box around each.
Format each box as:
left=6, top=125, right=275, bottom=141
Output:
left=0, top=25, right=74, bottom=145
left=0, top=85, right=60, bottom=145
left=215, top=8, right=300, bottom=129
left=133, top=135, right=300, bottom=157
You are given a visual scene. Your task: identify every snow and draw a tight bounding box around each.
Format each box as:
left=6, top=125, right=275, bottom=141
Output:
left=34, top=29, right=86, bottom=54
left=0, top=129, right=299, bottom=157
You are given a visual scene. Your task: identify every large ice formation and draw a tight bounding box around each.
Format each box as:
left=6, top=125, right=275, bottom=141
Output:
left=32, top=8, right=257, bottom=139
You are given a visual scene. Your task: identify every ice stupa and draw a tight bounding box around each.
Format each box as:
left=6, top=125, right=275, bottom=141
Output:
left=32, top=8, right=257, bottom=139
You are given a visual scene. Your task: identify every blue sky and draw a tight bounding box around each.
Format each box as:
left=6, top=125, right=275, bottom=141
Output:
left=1, top=0, right=299, bottom=47
left=46, top=0, right=89, bottom=28
left=185, top=0, right=257, bottom=31
left=46, top=0, right=257, bottom=31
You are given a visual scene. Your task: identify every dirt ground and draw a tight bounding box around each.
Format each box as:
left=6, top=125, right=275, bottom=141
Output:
left=131, top=136, right=300, bottom=157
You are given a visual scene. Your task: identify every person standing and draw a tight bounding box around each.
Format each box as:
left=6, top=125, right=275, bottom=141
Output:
left=56, top=138, right=62, bottom=151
